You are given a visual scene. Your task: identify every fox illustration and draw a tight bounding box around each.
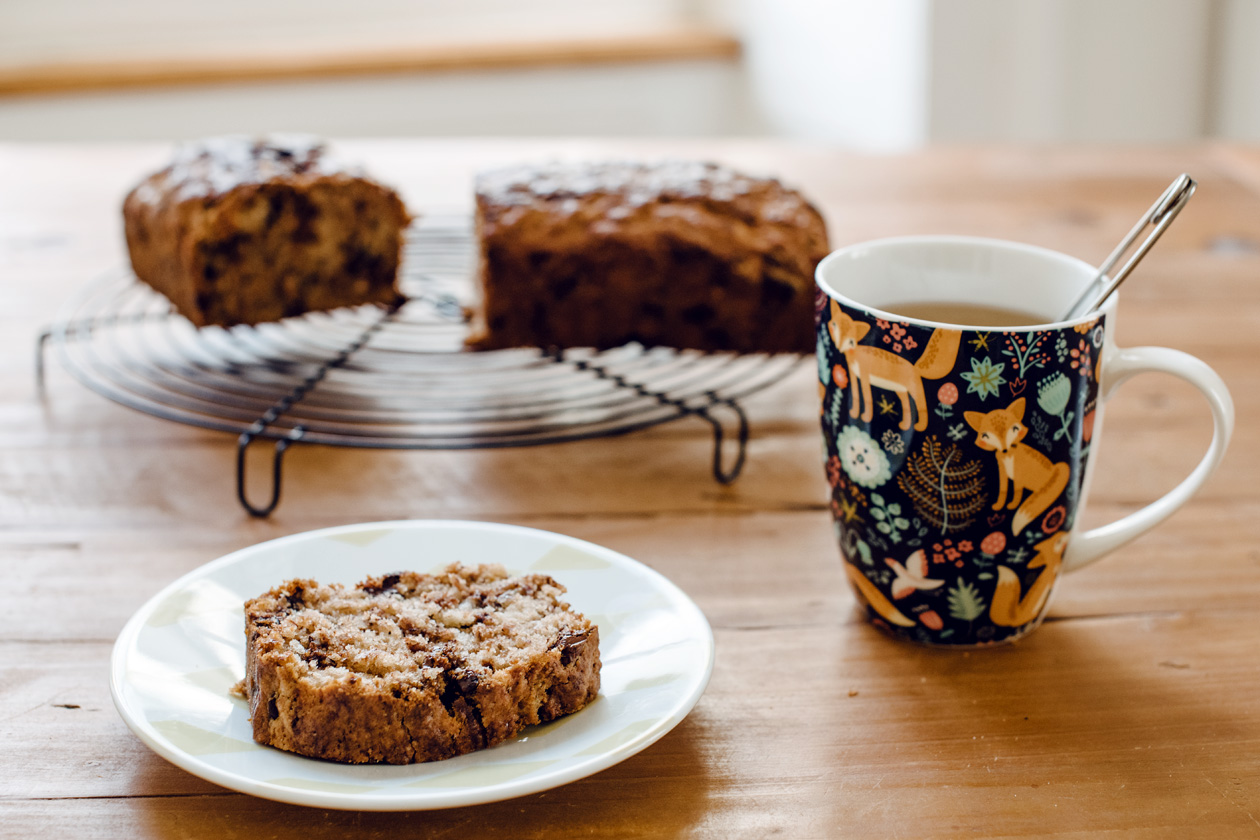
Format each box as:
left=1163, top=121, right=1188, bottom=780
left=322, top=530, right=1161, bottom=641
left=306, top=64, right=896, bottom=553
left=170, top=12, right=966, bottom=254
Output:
left=844, top=563, right=915, bottom=627
left=964, top=397, right=1070, bottom=535
left=827, top=300, right=961, bottom=431
left=990, top=530, right=1070, bottom=627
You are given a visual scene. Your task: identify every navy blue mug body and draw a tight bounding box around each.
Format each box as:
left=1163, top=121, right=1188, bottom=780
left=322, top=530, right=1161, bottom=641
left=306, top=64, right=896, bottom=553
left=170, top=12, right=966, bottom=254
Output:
left=815, top=238, right=1106, bottom=645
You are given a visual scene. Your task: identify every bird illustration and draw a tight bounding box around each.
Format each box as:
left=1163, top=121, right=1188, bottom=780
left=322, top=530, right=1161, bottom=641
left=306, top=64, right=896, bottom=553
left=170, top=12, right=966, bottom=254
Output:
left=885, top=549, right=945, bottom=600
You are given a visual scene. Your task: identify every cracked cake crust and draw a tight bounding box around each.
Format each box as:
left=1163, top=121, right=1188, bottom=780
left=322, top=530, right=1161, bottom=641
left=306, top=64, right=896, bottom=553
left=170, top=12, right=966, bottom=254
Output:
left=123, top=135, right=409, bottom=328
left=467, top=160, right=830, bottom=353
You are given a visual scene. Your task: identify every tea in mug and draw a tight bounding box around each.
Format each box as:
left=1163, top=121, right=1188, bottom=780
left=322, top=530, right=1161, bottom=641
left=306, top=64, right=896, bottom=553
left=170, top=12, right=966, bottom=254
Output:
left=885, top=301, right=1047, bottom=327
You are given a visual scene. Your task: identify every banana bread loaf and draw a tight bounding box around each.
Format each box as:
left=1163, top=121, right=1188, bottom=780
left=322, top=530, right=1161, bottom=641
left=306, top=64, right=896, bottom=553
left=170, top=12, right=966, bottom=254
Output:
left=123, top=136, right=409, bottom=328
left=467, top=160, right=830, bottom=353
left=238, top=563, right=600, bottom=764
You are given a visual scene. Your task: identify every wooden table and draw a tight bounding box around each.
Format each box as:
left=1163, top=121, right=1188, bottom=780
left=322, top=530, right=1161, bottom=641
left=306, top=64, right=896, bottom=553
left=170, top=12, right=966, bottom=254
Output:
left=3, top=140, right=1259, bottom=838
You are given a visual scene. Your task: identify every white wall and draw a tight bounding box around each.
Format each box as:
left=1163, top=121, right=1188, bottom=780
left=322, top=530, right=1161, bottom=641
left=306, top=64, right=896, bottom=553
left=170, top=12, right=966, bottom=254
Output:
left=2, top=0, right=1259, bottom=146
left=926, top=0, right=1215, bottom=143
left=738, top=0, right=930, bottom=151
left=736, top=0, right=1260, bottom=146
left=1212, top=0, right=1260, bottom=140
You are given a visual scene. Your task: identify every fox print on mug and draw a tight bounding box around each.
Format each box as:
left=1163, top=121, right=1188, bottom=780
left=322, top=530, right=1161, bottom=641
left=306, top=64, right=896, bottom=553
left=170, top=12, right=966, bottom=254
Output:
left=816, top=236, right=1233, bottom=646
left=826, top=306, right=961, bottom=432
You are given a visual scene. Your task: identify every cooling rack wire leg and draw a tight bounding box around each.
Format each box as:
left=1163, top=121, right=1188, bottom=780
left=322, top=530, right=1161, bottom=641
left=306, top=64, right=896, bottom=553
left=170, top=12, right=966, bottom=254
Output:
left=236, top=425, right=306, bottom=518
left=699, top=395, right=749, bottom=485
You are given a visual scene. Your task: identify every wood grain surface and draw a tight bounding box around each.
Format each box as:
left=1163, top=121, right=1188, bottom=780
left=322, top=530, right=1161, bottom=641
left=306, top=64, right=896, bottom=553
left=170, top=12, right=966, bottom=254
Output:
left=2, top=140, right=1259, bottom=838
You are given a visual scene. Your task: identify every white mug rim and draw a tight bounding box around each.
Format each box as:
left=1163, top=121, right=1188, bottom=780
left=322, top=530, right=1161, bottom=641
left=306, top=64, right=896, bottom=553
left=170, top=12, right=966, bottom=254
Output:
left=815, top=235, right=1117, bottom=332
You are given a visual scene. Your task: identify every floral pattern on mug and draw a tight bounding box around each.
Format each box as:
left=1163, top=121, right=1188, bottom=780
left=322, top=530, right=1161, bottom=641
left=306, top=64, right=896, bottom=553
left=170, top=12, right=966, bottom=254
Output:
left=818, top=297, right=1103, bottom=645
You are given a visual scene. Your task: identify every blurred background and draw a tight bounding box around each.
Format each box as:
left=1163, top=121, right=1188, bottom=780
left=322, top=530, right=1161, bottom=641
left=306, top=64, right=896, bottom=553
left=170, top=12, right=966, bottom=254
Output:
left=1, top=0, right=1258, bottom=148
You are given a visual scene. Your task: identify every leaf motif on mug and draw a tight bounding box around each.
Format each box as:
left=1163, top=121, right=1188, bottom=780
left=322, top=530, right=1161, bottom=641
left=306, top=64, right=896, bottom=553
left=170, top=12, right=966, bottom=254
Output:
left=895, top=436, right=986, bottom=535
left=1002, top=331, right=1052, bottom=379
left=947, top=578, right=986, bottom=622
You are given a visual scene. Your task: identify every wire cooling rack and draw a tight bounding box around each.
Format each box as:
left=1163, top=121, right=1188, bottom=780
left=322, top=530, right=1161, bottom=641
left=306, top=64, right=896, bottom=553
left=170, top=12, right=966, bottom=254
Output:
left=37, top=214, right=806, bottom=516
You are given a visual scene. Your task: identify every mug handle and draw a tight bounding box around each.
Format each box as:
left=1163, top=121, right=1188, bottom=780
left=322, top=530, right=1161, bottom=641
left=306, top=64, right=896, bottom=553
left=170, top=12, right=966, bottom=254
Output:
left=1064, top=346, right=1234, bottom=572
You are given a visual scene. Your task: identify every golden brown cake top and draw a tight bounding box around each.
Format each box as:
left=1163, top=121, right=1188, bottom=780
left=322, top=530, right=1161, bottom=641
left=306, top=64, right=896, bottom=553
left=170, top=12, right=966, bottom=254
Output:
left=128, top=135, right=360, bottom=206
left=475, top=160, right=829, bottom=249
left=244, top=564, right=594, bottom=687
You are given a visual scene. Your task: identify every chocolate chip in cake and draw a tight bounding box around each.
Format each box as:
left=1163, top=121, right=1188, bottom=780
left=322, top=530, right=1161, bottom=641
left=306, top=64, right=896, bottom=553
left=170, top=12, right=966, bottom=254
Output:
left=682, top=303, right=715, bottom=325
left=362, top=573, right=403, bottom=595
left=760, top=275, right=798, bottom=306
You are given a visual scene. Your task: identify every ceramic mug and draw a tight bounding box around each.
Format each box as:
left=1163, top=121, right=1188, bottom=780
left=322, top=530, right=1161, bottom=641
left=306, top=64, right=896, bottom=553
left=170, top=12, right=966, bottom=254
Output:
left=815, top=236, right=1234, bottom=646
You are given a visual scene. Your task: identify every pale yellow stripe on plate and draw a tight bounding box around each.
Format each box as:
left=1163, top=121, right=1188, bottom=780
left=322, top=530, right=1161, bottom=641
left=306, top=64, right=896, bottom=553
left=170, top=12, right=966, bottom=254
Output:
left=585, top=602, right=668, bottom=639
left=621, top=672, right=683, bottom=692
left=574, top=719, right=657, bottom=756
left=151, top=720, right=260, bottom=755
left=530, top=544, right=612, bottom=571
left=146, top=589, right=198, bottom=627
left=409, top=760, right=557, bottom=788
left=266, top=777, right=383, bottom=794
left=182, top=666, right=242, bottom=696
left=146, top=585, right=241, bottom=627
left=326, top=528, right=395, bottom=548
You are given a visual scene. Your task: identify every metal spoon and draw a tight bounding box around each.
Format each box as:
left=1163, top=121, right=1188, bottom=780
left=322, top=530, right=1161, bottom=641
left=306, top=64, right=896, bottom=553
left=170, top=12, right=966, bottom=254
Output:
left=1061, top=173, right=1197, bottom=320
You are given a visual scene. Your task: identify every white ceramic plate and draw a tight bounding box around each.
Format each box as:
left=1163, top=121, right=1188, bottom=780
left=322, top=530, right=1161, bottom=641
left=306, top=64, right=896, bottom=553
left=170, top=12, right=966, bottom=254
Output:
left=110, top=520, right=714, bottom=811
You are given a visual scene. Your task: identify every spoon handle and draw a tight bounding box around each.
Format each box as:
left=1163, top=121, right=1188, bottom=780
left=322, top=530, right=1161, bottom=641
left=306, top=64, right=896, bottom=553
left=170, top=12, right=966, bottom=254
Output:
left=1061, top=173, right=1196, bottom=320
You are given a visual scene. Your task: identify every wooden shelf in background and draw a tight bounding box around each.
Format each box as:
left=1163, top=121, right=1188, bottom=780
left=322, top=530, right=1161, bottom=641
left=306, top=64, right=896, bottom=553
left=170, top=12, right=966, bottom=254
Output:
left=0, top=28, right=741, bottom=98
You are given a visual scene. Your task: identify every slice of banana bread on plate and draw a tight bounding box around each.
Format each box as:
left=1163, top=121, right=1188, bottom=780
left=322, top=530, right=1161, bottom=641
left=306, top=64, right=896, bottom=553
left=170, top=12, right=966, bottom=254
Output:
left=238, top=563, right=600, bottom=764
